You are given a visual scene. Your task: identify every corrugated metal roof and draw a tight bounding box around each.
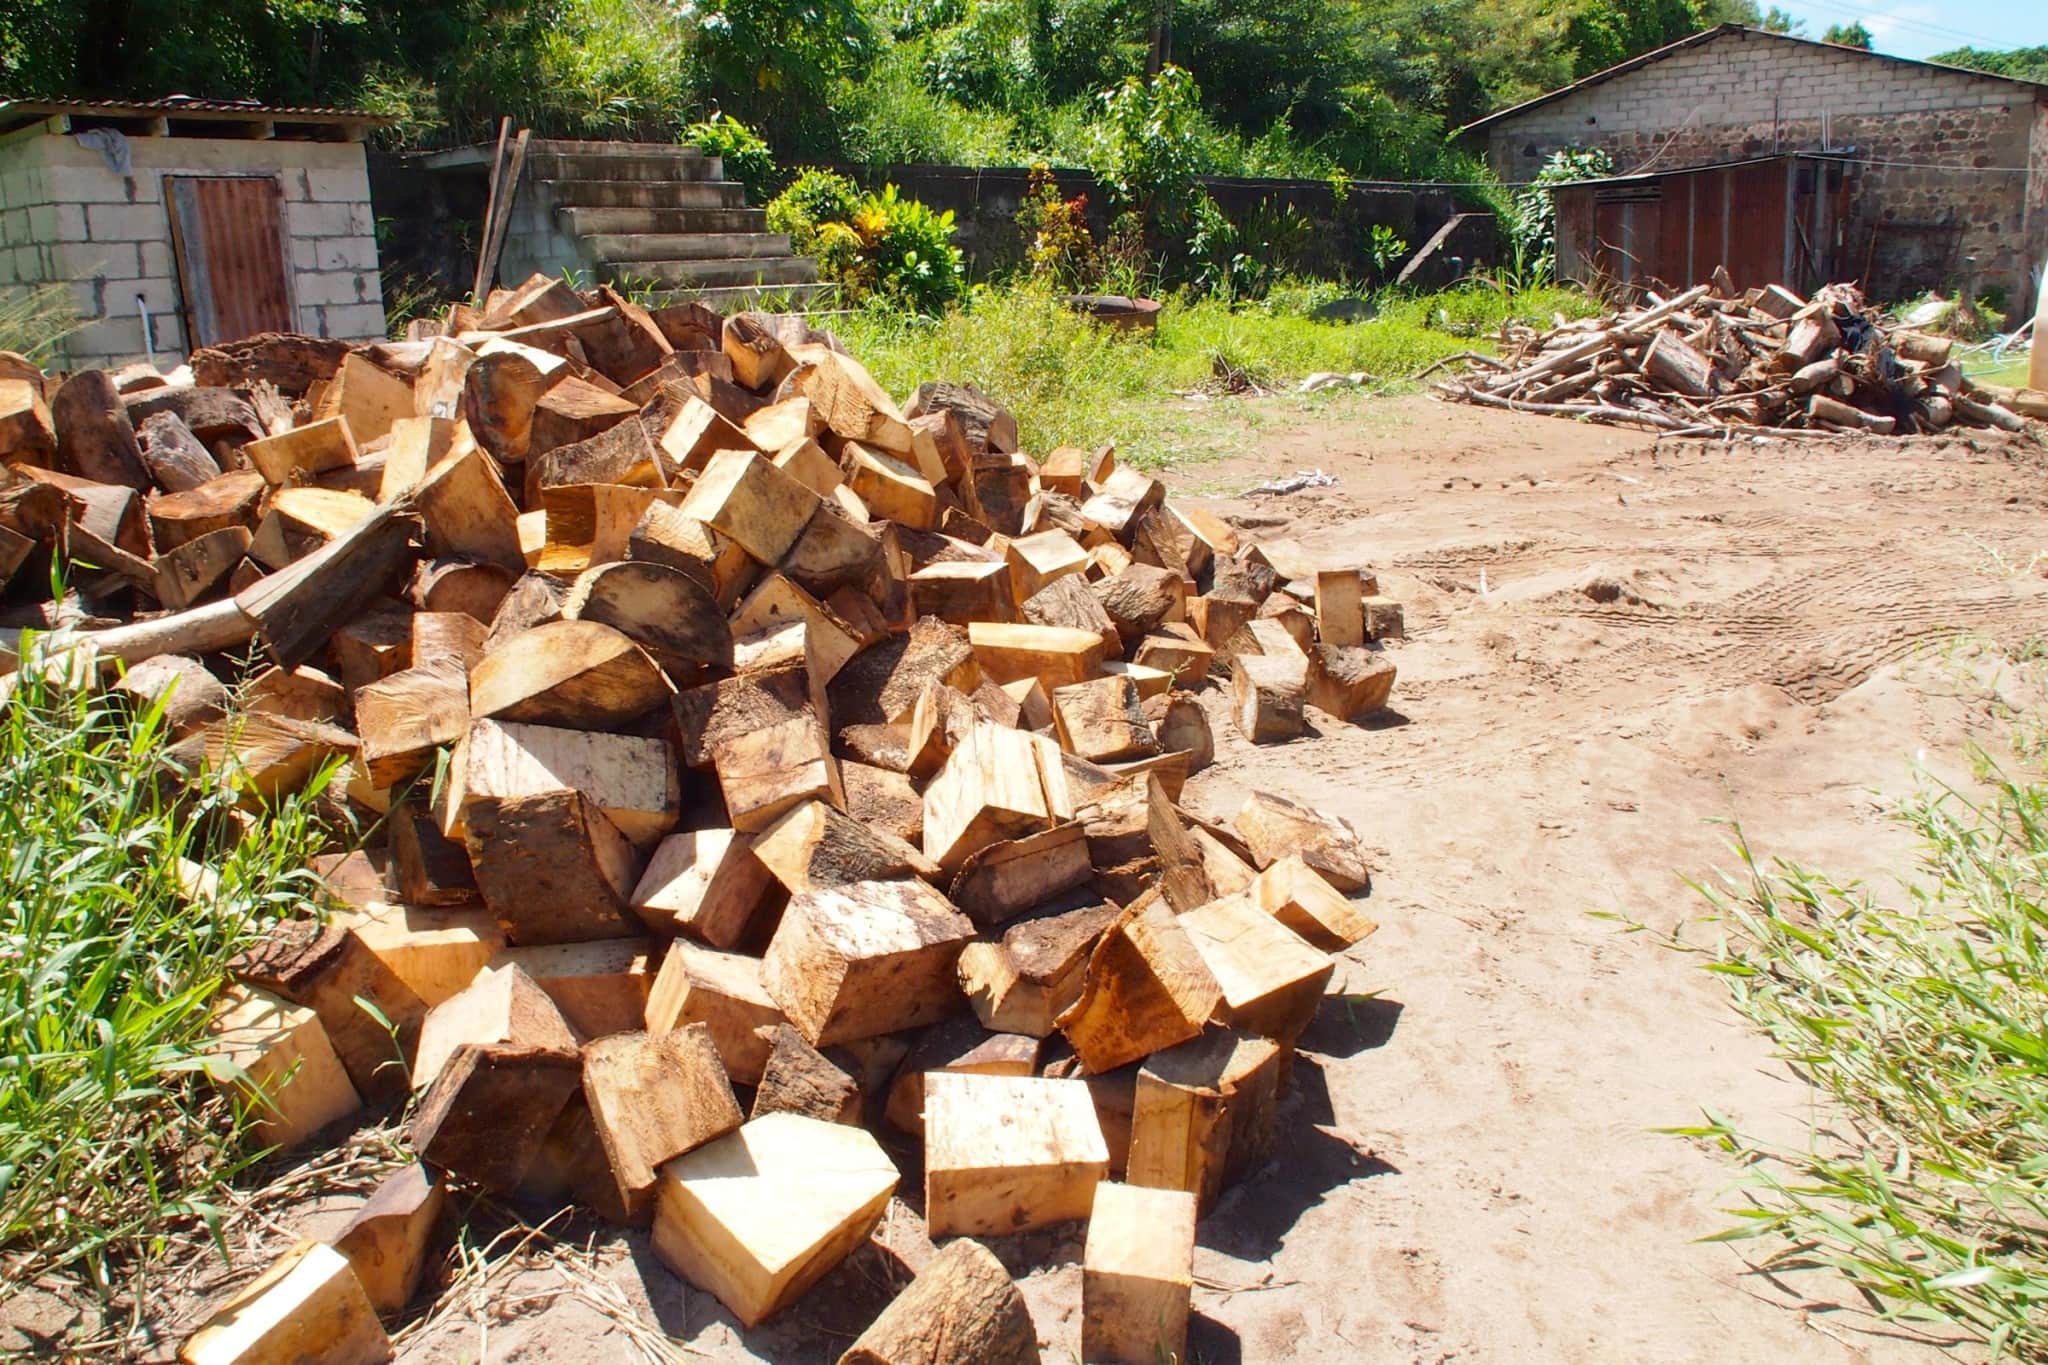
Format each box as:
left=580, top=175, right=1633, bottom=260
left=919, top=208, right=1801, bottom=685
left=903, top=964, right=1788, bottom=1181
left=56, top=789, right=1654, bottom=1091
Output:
left=1460, top=25, right=2048, bottom=136
left=0, top=95, right=390, bottom=135
left=1548, top=149, right=1857, bottom=190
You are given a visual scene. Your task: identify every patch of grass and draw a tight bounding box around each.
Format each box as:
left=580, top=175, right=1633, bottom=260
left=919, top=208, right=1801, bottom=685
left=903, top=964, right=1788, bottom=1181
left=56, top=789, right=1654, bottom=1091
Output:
left=0, top=282, right=81, bottom=366
left=0, top=665, right=335, bottom=1289
left=832, top=280, right=1592, bottom=466
left=1647, top=739, right=2048, bottom=1356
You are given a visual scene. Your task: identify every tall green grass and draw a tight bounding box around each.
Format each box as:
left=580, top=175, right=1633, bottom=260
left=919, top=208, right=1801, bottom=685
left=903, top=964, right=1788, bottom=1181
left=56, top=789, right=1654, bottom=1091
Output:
left=0, top=282, right=80, bottom=365
left=1662, top=758, right=2048, bottom=1356
left=0, top=665, right=333, bottom=1286
left=832, top=280, right=1592, bottom=461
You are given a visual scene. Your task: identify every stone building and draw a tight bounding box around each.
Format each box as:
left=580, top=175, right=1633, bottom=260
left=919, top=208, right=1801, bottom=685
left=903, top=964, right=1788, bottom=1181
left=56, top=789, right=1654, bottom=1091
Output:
left=0, top=97, right=389, bottom=371
left=1462, top=24, right=2048, bottom=311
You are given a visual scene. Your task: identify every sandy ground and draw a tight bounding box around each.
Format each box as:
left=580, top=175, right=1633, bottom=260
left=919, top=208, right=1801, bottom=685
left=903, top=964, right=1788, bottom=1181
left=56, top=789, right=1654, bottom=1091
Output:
left=31, top=396, right=2047, bottom=1364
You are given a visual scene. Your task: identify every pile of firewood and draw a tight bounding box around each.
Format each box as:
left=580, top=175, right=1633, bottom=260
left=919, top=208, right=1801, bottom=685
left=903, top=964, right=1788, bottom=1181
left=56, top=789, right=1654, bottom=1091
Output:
left=0, top=273, right=1404, bottom=1364
left=1437, top=279, right=2038, bottom=438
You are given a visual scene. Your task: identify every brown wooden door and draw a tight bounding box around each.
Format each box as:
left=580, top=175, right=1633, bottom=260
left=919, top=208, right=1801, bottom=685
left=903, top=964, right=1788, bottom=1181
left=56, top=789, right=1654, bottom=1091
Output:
left=165, top=176, right=295, bottom=347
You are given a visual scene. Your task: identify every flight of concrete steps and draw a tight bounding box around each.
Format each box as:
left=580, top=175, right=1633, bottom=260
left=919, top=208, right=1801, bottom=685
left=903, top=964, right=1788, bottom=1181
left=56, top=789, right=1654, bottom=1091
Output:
left=446, top=139, right=831, bottom=311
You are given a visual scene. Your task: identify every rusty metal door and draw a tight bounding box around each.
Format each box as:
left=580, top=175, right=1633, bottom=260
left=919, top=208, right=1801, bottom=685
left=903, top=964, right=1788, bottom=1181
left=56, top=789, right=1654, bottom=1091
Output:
left=165, top=176, right=295, bottom=347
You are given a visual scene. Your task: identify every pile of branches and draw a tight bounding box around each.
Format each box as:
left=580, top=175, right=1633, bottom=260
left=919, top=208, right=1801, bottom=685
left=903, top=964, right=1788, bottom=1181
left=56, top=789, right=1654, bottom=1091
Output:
left=1438, top=280, right=2036, bottom=439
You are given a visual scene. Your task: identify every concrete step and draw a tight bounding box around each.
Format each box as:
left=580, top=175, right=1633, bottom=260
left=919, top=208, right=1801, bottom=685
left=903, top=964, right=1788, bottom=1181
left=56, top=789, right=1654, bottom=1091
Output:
left=537, top=179, right=748, bottom=210
left=642, top=281, right=840, bottom=312
left=558, top=206, right=770, bottom=237
left=584, top=232, right=796, bottom=264
left=524, top=151, right=725, bottom=183
left=602, top=255, right=820, bottom=290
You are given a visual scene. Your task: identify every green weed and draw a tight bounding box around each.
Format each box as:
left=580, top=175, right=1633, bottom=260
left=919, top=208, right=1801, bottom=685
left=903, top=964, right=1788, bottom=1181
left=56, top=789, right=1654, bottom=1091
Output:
left=0, top=282, right=81, bottom=365
left=0, top=664, right=335, bottom=1288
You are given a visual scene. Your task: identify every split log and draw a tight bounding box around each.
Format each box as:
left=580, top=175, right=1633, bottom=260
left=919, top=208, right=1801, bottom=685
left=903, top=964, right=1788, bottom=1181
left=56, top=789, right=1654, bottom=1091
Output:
left=846, top=443, right=937, bottom=528
left=1094, top=563, right=1184, bottom=643
left=1132, top=632, right=1213, bottom=686
left=1308, top=644, right=1396, bottom=720
left=230, top=918, right=428, bottom=1105
left=1126, top=1029, right=1282, bottom=1212
left=968, top=621, right=1104, bottom=689
left=840, top=1238, right=1038, bottom=1365
left=354, top=657, right=468, bottom=787
left=178, top=1240, right=391, bottom=1365
left=562, top=560, right=731, bottom=680
left=645, top=940, right=784, bottom=1085
left=1252, top=854, right=1377, bottom=951
left=244, top=416, right=359, bottom=487
left=752, top=798, right=940, bottom=896
left=153, top=526, right=251, bottom=610
left=1082, top=1183, right=1196, bottom=1365
left=409, top=1039, right=583, bottom=1193
left=496, top=937, right=656, bottom=1039
left=922, top=723, right=1054, bottom=873
left=204, top=985, right=361, bottom=1149
left=1143, top=691, right=1212, bottom=771
left=415, top=441, right=525, bottom=571
left=52, top=371, right=150, bottom=489
left=630, top=828, right=774, bottom=947
left=1363, top=595, right=1404, bottom=641
left=1180, top=893, right=1333, bottom=1044
left=465, top=789, right=643, bottom=945
left=906, top=381, right=1017, bottom=460
left=135, top=411, right=222, bottom=492
left=1234, top=791, right=1370, bottom=890
left=923, top=1072, right=1107, bottom=1236
left=1056, top=900, right=1220, bottom=1073
left=348, top=902, right=504, bottom=1007
left=237, top=503, right=419, bottom=669
left=1231, top=653, right=1307, bottom=743
left=957, top=899, right=1121, bottom=1036
left=947, top=824, right=1094, bottom=927
left=582, top=1025, right=744, bottom=1221
left=1052, top=674, right=1157, bottom=763
left=1005, top=529, right=1089, bottom=603
left=653, top=1115, right=898, bottom=1327
left=411, top=963, right=580, bottom=1092
left=332, top=1164, right=446, bottom=1317
left=678, top=447, right=821, bottom=566
left=112, top=654, right=228, bottom=735
left=752, top=1023, right=862, bottom=1125
left=1641, top=330, right=1714, bottom=398
left=0, top=377, right=55, bottom=464
left=909, top=559, right=1014, bottom=625
left=1019, top=575, right=1120, bottom=655
left=469, top=619, right=671, bottom=731
left=791, top=345, right=913, bottom=454
left=762, top=878, right=976, bottom=1046
left=1312, top=569, right=1363, bottom=647
left=883, top=1014, right=1040, bottom=1134
left=148, top=470, right=269, bottom=550
left=317, top=352, right=414, bottom=446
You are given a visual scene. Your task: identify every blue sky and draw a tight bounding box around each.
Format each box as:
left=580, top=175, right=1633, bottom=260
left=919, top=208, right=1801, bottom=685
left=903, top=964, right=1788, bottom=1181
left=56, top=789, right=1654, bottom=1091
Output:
left=1760, top=0, right=2048, bottom=61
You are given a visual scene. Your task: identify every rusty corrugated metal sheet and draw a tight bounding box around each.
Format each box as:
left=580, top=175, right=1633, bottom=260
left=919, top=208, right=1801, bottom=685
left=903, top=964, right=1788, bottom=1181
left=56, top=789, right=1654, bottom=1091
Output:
left=166, top=176, right=295, bottom=346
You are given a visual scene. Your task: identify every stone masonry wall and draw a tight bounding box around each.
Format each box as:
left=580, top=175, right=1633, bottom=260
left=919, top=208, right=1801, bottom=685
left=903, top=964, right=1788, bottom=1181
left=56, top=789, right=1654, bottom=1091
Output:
left=0, top=124, right=386, bottom=370
left=1481, top=30, right=2042, bottom=310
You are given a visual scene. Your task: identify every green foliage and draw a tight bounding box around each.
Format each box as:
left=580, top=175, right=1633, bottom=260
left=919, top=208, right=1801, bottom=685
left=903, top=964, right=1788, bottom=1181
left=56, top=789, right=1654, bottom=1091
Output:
left=1566, top=0, right=1714, bottom=78
left=1653, top=732, right=2048, bottom=1356
left=684, top=114, right=779, bottom=200
left=1931, top=45, right=2048, bottom=83
left=770, top=176, right=964, bottom=312
left=0, top=664, right=335, bottom=1283
left=1016, top=165, right=1098, bottom=291
left=767, top=168, right=864, bottom=253
left=0, top=284, right=81, bottom=365
left=1507, top=146, right=1615, bottom=283
left=1368, top=225, right=1410, bottom=276
left=1091, top=66, right=1209, bottom=242
left=1822, top=20, right=1872, bottom=48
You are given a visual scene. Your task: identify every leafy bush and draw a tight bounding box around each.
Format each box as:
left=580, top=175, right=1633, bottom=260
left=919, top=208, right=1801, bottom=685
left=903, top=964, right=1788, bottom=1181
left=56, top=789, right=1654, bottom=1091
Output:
left=684, top=114, right=780, bottom=200
left=1015, top=164, right=1098, bottom=291
left=767, top=169, right=864, bottom=253
left=1091, top=66, right=1210, bottom=242
left=770, top=175, right=964, bottom=313
left=1507, top=146, right=1615, bottom=284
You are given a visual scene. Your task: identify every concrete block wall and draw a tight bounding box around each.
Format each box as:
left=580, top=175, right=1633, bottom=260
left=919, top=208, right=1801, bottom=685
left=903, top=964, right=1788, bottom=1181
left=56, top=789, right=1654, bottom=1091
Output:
left=0, top=124, right=387, bottom=371
left=1482, top=30, right=2043, bottom=309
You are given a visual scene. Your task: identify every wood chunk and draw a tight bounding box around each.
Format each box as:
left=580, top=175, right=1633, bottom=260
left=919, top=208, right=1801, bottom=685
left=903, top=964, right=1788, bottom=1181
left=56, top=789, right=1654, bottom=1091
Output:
left=0, top=377, right=55, bottom=464
left=751, top=1023, right=861, bottom=1125
left=841, top=1238, right=1037, bottom=1365
left=924, top=1073, right=1107, bottom=1236
left=413, top=337, right=476, bottom=419
left=1233, top=791, right=1370, bottom=891
left=1052, top=675, right=1157, bottom=763
left=1020, top=574, right=1120, bottom=656
left=1364, top=595, right=1405, bottom=641
left=677, top=447, right=821, bottom=565
left=753, top=798, right=939, bottom=897
left=349, top=903, right=505, bottom=1007
left=177, top=1240, right=391, bottom=1365
left=1307, top=643, right=1395, bottom=720
left=440, top=718, right=678, bottom=853
left=845, top=443, right=937, bottom=528
left=1126, top=1029, right=1281, bottom=1212
left=922, top=724, right=1053, bottom=874
left=652, top=1113, right=898, bottom=1328
left=631, top=829, right=774, bottom=947
left=906, top=380, right=1015, bottom=462
left=1005, top=529, right=1088, bottom=604
left=466, top=790, right=642, bottom=945
left=1231, top=653, right=1306, bottom=744
left=411, top=609, right=488, bottom=669
left=583, top=1025, right=744, bottom=1221
left=126, top=385, right=263, bottom=445
left=244, top=416, right=358, bottom=488
left=333, top=1164, right=445, bottom=1317
left=723, top=313, right=797, bottom=391
left=1082, top=1182, right=1195, bottom=1365
left=1056, top=901, right=1221, bottom=1074
left=204, top=985, right=361, bottom=1149
left=908, top=559, right=1013, bottom=625
left=792, top=345, right=912, bottom=454
left=1093, top=563, right=1183, bottom=644
left=1179, top=894, right=1332, bottom=1044
left=483, top=570, right=568, bottom=651
left=958, top=899, right=1120, bottom=1037
left=148, top=470, right=268, bottom=550
left=1251, top=855, right=1377, bottom=951
left=239, top=503, right=419, bottom=670
left=318, top=352, right=415, bottom=446
left=470, top=619, right=671, bottom=731
left=354, top=657, right=468, bottom=787
left=497, top=938, right=656, bottom=1039
left=1079, top=465, right=1163, bottom=540
left=1312, top=568, right=1363, bottom=647
left=655, top=394, right=749, bottom=478
left=762, top=878, right=975, bottom=1046
left=779, top=498, right=882, bottom=601
left=244, top=664, right=347, bottom=723
left=712, top=701, right=843, bottom=835
left=328, top=600, right=412, bottom=695
left=1000, top=676, right=1051, bottom=730
left=153, top=526, right=250, bottom=610
left=461, top=350, right=550, bottom=462
left=135, top=410, right=222, bottom=493
left=968, top=621, right=1104, bottom=690
left=527, top=377, right=637, bottom=458
left=113, top=654, right=227, bottom=735
left=629, top=502, right=757, bottom=607
left=230, top=917, right=428, bottom=1105
left=410, top=1040, right=583, bottom=1192
left=730, top=574, right=866, bottom=684
left=169, top=713, right=358, bottom=806
left=829, top=617, right=980, bottom=727
left=646, top=940, right=783, bottom=1084
left=411, top=962, right=580, bottom=1092
left=528, top=410, right=662, bottom=501
left=52, top=371, right=150, bottom=489
left=840, top=760, right=923, bottom=844
left=415, top=441, right=525, bottom=571
left=885, top=1015, right=1041, bottom=1135
left=562, top=560, right=731, bottom=681
left=948, top=823, right=1094, bottom=930
left=411, top=556, right=518, bottom=623
left=769, top=435, right=840, bottom=498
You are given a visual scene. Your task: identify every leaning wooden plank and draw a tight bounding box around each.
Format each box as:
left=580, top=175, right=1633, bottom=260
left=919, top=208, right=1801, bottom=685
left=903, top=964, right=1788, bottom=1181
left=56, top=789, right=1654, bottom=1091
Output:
left=178, top=1240, right=391, bottom=1365
left=332, top=1163, right=446, bottom=1317
left=762, top=878, right=976, bottom=1046
left=840, top=1237, right=1039, bottom=1365
left=469, top=619, right=672, bottom=731
left=583, top=1025, right=744, bottom=1222
left=652, top=1113, right=898, bottom=1327
left=236, top=503, right=420, bottom=669
left=924, top=1072, right=1107, bottom=1237
left=1082, top=1182, right=1196, bottom=1365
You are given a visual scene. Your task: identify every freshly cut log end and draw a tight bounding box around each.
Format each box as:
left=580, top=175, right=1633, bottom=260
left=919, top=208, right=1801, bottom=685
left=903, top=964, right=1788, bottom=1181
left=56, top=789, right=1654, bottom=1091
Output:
left=923, top=1072, right=1108, bottom=1237
left=178, top=1240, right=392, bottom=1365
left=468, top=619, right=672, bottom=732
left=839, top=1238, right=1039, bottom=1365
left=652, top=1113, right=899, bottom=1328
left=1230, top=653, right=1307, bottom=744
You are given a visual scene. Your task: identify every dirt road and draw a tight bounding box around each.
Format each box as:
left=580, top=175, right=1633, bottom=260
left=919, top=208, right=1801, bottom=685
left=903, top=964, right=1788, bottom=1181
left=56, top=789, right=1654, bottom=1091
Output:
left=135, top=396, right=2048, bottom=1364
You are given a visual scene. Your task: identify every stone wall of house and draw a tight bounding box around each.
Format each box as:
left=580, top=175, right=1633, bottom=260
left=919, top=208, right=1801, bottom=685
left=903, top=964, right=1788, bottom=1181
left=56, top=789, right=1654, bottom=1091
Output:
left=1480, top=30, right=2043, bottom=309
left=0, top=123, right=386, bottom=370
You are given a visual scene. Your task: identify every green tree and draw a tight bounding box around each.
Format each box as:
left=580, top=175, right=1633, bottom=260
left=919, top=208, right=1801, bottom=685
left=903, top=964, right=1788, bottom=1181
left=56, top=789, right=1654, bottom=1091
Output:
left=1822, top=20, right=1872, bottom=48
left=1930, top=44, right=2048, bottom=82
